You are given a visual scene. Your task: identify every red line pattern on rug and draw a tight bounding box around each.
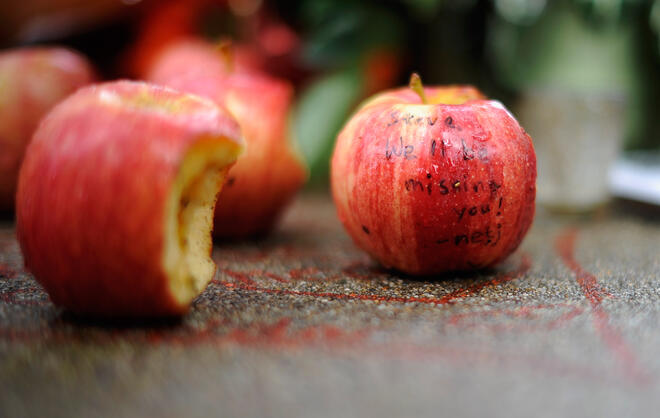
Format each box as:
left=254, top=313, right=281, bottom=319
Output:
left=556, top=228, right=649, bottom=386
left=215, top=254, right=531, bottom=306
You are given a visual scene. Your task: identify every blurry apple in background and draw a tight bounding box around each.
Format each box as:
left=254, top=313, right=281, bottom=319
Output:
left=0, top=46, right=95, bottom=212
left=144, top=37, right=262, bottom=83
left=16, top=81, right=244, bottom=316
left=331, top=74, right=536, bottom=275
left=145, top=38, right=231, bottom=82
left=125, top=0, right=305, bottom=83
left=148, top=42, right=307, bottom=239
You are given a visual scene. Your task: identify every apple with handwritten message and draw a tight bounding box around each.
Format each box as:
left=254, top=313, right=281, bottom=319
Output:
left=148, top=44, right=307, bottom=239
left=16, top=81, right=244, bottom=316
left=331, top=74, right=536, bottom=275
left=0, top=47, right=95, bottom=212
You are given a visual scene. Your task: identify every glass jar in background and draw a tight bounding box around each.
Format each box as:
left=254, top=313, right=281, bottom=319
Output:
left=516, top=88, right=626, bottom=211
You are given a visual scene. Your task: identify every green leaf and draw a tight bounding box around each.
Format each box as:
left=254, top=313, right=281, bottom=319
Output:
left=292, top=67, right=364, bottom=184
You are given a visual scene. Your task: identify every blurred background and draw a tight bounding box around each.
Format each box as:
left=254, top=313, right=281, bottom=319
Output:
left=1, top=0, right=659, bottom=209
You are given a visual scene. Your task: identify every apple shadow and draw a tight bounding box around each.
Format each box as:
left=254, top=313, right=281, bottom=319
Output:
left=368, top=264, right=499, bottom=283
left=339, top=253, right=503, bottom=284
left=611, top=198, right=660, bottom=224
left=0, top=209, right=15, bottom=222
left=213, top=225, right=327, bottom=256
left=58, top=310, right=184, bottom=331
left=213, top=221, right=505, bottom=286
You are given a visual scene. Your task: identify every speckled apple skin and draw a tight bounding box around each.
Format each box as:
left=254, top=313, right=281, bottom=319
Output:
left=331, top=86, right=537, bottom=275
left=149, top=71, right=307, bottom=239
left=16, top=81, right=242, bottom=316
left=0, top=47, right=95, bottom=211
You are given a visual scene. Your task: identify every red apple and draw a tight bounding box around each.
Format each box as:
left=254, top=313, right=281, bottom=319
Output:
left=148, top=50, right=307, bottom=239
left=144, top=37, right=232, bottom=83
left=144, top=37, right=265, bottom=83
left=0, top=46, right=95, bottom=212
left=331, top=75, right=536, bottom=275
left=16, top=80, right=244, bottom=316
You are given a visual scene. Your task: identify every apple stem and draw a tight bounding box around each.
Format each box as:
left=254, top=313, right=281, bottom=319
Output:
left=215, top=39, right=234, bottom=73
left=409, top=73, right=428, bottom=104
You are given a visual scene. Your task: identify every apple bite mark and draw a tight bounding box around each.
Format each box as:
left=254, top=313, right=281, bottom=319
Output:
left=164, top=137, right=239, bottom=306
left=146, top=42, right=307, bottom=239
left=16, top=81, right=244, bottom=316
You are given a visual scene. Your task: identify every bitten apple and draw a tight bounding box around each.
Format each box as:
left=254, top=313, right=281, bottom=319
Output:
left=148, top=47, right=307, bottom=239
left=0, top=47, right=95, bottom=212
left=16, top=81, right=244, bottom=316
left=331, top=74, right=536, bottom=275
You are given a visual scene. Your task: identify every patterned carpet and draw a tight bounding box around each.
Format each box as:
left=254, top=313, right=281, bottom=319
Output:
left=1, top=194, right=659, bottom=418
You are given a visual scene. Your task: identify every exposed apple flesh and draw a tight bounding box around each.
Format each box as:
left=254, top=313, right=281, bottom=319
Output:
left=164, top=140, right=235, bottom=306
left=209, top=74, right=307, bottom=238
left=148, top=48, right=307, bottom=239
left=16, top=81, right=243, bottom=316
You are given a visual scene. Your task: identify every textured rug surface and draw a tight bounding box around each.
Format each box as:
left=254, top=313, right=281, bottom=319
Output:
left=1, top=194, right=660, bottom=418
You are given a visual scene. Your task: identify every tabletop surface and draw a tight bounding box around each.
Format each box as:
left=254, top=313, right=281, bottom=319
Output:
left=1, top=194, right=660, bottom=418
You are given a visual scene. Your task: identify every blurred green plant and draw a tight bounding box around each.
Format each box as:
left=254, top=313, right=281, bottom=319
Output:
left=284, top=0, right=660, bottom=185
left=296, top=0, right=404, bottom=70
left=293, top=67, right=364, bottom=185
left=285, top=0, right=497, bottom=184
left=488, top=0, right=660, bottom=149
left=489, top=0, right=640, bottom=91
left=282, top=0, right=409, bottom=185
left=652, top=0, right=660, bottom=51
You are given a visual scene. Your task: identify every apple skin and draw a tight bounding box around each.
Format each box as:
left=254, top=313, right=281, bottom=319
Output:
left=16, top=81, right=243, bottom=316
left=331, top=85, right=536, bottom=275
left=144, top=37, right=263, bottom=82
left=149, top=67, right=307, bottom=239
left=144, top=37, right=231, bottom=83
left=0, top=47, right=95, bottom=212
